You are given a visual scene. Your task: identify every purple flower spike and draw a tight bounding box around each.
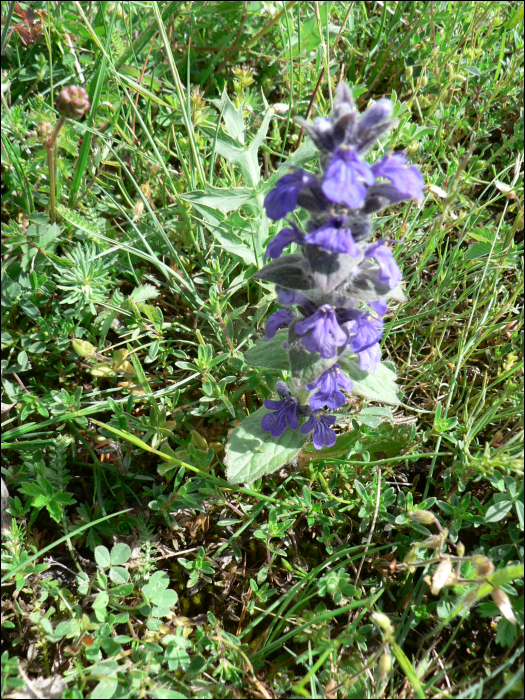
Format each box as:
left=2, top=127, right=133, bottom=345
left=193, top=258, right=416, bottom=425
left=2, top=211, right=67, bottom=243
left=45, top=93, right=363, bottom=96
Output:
left=306, top=363, right=353, bottom=410
left=365, top=242, right=402, bottom=289
left=265, top=226, right=304, bottom=260
left=264, top=170, right=318, bottom=221
left=295, top=305, right=348, bottom=359
left=305, top=217, right=360, bottom=257
left=371, top=153, right=424, bottom=201
left=265, top=309, right=294, bottom=340
left=261, top=397, right=299, bottom=438
left=301, top=410, right=337, bottom=450
left=322, top=147, right=375, bottom=209
left=357, top=342, right=381, bottom=372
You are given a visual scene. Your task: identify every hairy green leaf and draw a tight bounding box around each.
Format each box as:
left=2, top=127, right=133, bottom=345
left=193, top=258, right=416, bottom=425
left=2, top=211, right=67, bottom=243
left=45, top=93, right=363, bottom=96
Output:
left=225, top=407, right=307, bottom=484
left=243, top=331, right=289, bottom=370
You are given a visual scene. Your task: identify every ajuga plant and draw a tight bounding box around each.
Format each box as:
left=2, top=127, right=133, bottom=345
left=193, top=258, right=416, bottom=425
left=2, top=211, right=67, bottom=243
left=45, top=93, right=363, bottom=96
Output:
left=225, top=84, right=424, bottom=485
left=38, top=86, right=91, bottom=223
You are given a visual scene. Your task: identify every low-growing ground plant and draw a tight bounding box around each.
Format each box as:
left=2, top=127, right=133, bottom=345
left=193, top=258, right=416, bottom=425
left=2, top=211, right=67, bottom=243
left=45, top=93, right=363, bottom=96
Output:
left=1, top=2, right=523, bottom=699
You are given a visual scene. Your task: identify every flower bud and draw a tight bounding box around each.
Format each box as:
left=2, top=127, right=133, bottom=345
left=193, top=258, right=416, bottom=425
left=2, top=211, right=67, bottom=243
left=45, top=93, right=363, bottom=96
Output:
left=36, top=121, right=53, bottom=139
left=371, top=612, right=393, bottom=635
left=456, top=542, right=465, bottom=557
left=378, top=651, right=393, bottom=679
left=56, top=85, right=91, bottom=119
left=133, top=199, right=144, bottom=222
left=415, top=535, right=443, bottom=549
left=431, top=557, right=452, bottom=595
left=471, top=554, right=494, bottom=577
left=409, top=510, right=439, bottom=526
left=404, top=548, right=418, bottom=562
left=405, top=65, right=413, bottom=80
left=232, top=65, right=255, bottom=88
left=491, top=588, right=517, bottom=624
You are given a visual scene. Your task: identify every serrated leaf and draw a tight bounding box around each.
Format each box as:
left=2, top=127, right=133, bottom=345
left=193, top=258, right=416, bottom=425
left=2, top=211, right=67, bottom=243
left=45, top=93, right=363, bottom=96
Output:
left=339, top=356, right=401, bottom=405
left=225, top=407, right=307, bottom=484
left=464, top=242, right=503, bottom=260
left=243, top=331, right=289, bottom=370
left=129, top=284, right=160, bottom=303
left=46, top=500, right=64, bottom=523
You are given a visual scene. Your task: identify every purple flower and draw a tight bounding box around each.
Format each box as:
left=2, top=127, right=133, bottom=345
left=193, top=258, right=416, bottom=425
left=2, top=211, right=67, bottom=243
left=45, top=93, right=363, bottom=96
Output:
left=301, top=410, right=337, bottom=450
left=371, top=153, right=424, bottom=201
left=264, top=170, right=318, bottom=221
left=357, top=342, right=381, bottom=372
left=265, top=309, right=294, bottom=340
left=304, top=217, right=360, bottom=257
left=261, top=397, right=299, bottom=438
left=365, top=242, right=402, bottom=289
left=295, top=305, right=348, bottom=359
left=322, top=147, right=375, bottom=209
left=338, top=309, right=383, bottom=353
left=369, top=299, right=388, bottom=316
left=265, top=225, right=304, bottom=260
left=276, top=287, right=309, bottom=307
left=305, top=363, right=353, bottom=409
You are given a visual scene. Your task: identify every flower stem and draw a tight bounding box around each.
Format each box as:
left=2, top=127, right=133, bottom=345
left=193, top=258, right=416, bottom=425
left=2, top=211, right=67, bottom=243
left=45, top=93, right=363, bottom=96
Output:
left=45, top=116, right=66, bottom=224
